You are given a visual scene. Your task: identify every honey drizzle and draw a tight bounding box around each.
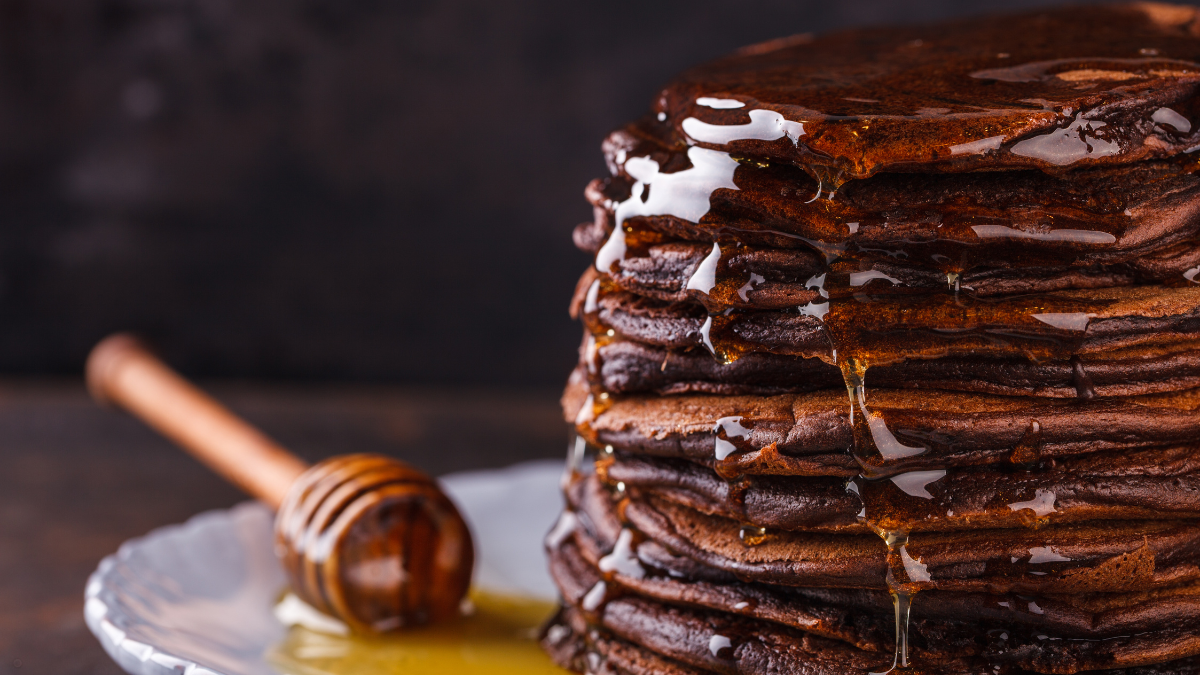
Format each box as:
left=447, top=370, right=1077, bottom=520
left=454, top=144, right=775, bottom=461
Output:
left=836, top=332, right=929, bottom=672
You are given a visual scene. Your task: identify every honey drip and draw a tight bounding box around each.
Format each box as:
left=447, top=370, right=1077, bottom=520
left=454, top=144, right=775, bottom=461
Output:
left=739, top=524, right=770, bottom=546
left=824, top=272, right=941, bottom=673
left=841, top=358, right=927, bottom=475
left=867, top=528, right=934, bottom=673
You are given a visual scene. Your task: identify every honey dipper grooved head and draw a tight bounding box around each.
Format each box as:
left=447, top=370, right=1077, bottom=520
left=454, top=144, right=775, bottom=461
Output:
left=275, top=453, right=474, bottom=633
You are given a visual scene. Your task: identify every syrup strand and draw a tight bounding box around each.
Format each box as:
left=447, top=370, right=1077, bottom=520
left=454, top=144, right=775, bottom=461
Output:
left=831, top=294, right=930, bottom=673
left=891, top=589, right=913, bottom=670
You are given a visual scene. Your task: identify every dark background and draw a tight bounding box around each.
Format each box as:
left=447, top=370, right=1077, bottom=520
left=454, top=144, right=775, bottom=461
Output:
left=0, top=0, right=1152, bottom=387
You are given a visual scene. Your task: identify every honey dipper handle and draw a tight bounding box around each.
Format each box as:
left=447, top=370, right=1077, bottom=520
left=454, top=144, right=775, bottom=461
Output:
left=86, top=333, right=309, bottom=510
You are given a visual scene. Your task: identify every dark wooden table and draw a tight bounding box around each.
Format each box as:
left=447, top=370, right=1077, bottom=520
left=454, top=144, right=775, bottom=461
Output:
left=0, top=379, right=565, bottom=674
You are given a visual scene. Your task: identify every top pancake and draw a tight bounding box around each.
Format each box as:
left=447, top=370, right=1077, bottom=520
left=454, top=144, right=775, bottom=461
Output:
left=583, top=156, right=1200, bottom=276
left=647, top=3, right=1200, bottom=180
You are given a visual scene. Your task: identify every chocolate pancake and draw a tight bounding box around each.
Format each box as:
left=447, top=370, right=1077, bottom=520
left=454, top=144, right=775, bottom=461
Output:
left=569, top=472, right=1200, bottom=595
left=587, top=335, right=1200, bottom=398
left=564, top=372, right=1200, bottom=475
left=604, top=448, right=1200, bottom=534
left=650, top=4, right=1200, bottom=179
left=579, top=283, right=1200, bottom=365
left=586, top=152, right=1200, bottom=277
left=588, top=338, right=842, bottom=396
left=574, top=221, right=1200, bottom=309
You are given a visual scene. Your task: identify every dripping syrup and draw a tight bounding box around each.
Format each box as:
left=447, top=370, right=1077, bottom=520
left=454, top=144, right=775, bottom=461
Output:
left=823, top=267, right=940, bottom=673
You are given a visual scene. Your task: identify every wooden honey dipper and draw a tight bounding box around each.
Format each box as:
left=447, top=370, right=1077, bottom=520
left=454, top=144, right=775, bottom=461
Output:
left=86, top=333, right=475, bottom=634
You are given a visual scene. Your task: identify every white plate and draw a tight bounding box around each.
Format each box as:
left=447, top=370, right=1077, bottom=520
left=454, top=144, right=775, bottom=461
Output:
left=84, top=460, right=565, bottom=675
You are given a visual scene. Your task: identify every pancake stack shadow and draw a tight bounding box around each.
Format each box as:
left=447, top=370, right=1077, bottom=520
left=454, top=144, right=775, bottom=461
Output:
left=541, top=5, right=1200, bottom=674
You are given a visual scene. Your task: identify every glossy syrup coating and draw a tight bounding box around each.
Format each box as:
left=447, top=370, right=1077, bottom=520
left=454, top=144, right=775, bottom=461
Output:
left=275, top=454, right=474, bottom=634
left=652, top=3, right=1200, bottom=180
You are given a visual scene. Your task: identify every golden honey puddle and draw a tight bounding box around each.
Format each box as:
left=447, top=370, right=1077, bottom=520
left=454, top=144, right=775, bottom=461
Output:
left=267, top=590, right=563, bottom=675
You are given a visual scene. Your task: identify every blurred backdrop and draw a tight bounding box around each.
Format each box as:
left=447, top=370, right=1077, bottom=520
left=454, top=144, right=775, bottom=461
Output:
left=0, top=0, right=1144, bottom=386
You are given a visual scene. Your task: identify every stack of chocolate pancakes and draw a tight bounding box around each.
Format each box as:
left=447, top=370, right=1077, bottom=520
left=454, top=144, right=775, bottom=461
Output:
left=542, top=4, right=1200, bottom=674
